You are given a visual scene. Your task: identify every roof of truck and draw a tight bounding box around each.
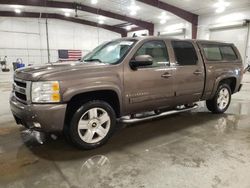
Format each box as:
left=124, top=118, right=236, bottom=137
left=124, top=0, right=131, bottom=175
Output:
left=120, top=36, right=234, bottom=45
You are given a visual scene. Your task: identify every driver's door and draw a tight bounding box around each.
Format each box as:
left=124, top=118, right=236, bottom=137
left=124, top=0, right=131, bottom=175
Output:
left=123, top=40, right=175, bottom=114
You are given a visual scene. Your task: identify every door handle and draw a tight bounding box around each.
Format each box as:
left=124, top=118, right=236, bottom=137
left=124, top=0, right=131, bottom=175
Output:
left=161, top=72, right=172, bottom=78
left=193, top=70, right=202, bottom=75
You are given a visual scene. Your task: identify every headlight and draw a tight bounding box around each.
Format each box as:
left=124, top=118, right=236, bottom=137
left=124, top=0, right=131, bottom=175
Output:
left=32, top=81, right=61, bottom=103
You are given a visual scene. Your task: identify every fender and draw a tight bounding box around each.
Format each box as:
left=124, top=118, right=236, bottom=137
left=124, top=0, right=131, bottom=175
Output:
left=210, top=73, right=237, bottom=98
left=62, top=82, right=123, bottom=113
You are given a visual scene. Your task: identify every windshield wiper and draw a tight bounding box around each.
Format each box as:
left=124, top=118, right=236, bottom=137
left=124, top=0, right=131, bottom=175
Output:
left=84, top=58, right=102, bottom=63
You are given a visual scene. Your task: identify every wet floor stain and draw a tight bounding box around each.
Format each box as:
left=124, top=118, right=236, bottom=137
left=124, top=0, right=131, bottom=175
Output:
left=1, top=99, right=250, bottom=187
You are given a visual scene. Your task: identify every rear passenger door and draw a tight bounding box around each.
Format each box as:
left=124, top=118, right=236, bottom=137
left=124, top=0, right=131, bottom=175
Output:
left=171, top=40, right=205, bottom=103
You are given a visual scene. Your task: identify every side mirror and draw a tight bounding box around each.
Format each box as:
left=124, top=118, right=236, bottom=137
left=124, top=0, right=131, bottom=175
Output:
left=130, top=55, right=153, bottom=70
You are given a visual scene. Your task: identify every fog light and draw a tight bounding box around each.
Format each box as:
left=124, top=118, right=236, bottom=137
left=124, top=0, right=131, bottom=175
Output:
left=34, top=122, right=41, bottom=128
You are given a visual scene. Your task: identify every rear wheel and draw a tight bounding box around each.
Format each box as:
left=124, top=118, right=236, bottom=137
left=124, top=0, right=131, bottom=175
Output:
left=67, top=100, right=116, bottom=150
left=206, top=84, right=231, bottom=114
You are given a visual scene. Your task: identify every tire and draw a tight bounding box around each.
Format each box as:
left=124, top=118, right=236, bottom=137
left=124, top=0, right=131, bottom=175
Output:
left=67, top=100, right=116, bottom=150
left=206, top=84, right=232, bottom=114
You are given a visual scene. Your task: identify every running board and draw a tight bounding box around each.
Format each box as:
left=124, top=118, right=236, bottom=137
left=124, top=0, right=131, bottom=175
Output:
left=119, top=104, right=198, bottom=124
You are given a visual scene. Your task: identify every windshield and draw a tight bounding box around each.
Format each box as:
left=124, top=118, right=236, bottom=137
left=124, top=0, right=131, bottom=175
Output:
left=83, top=40, right=136, bottom=64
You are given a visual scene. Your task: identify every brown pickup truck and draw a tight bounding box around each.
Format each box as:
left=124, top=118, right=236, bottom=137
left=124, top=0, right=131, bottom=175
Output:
left=10, top=37, right=243, bottom=149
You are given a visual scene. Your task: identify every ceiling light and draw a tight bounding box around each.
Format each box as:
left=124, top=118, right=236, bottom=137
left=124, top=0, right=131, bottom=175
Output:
left=126, top=25, right=132, bottom=31
left=64, top=12, right=70, bottom=17
left=214, top=0, right=230, bottom=8
left=98, top=20, right=104, bottom=24
left=158, top=12, right=169, bottom=24
left=128, top=3, right=140, bottom=16
left=216, top=7, right=226, bottom=13
left=97, top=15, right=105, bottom=24
left=160, top=19, right=167, bottom=24
left=14, top=9, right=21, bottom=14
left=91, top=0, right=98, bottom=4
left=158, top=12, right=169, bottom=20
left=214, top=0, right=230, bottom=13
left=130, top=10, right=137, bottom=16
left=98, top=15, right=105, bottom=20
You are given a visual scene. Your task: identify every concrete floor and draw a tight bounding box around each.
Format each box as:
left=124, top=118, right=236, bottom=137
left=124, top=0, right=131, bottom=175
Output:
left=1, top=72, right=250, bottom=188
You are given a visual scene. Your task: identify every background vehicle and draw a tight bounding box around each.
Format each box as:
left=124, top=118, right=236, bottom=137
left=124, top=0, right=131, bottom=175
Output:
left=10, top=37, right=244, bottom=149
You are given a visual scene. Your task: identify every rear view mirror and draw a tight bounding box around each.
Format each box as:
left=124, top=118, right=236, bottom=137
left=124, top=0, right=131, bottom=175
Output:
left=130, top=55, right=153, bottom=70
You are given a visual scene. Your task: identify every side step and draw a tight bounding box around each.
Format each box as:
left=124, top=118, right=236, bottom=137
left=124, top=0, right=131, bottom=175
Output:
left=119, top=104, right=198, bottom=124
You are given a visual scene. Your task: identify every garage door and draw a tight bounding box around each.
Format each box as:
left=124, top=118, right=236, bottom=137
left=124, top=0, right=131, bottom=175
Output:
left=210, top=27, right=248, bottom=64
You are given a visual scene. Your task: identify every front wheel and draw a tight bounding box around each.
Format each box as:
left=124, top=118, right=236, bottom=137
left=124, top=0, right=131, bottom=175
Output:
left=206, top=84, right=232, bottom=114
left=67, top=100, right=116, bottom=150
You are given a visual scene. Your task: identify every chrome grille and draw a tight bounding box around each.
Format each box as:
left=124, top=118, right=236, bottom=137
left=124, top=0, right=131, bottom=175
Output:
left=13, top=79, right=31, bottom=104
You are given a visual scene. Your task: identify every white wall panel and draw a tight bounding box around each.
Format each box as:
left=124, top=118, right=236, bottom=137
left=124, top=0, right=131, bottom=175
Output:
left=198, top=7, right=250, bottom=65
left=0, top=17, right=121, bottom=66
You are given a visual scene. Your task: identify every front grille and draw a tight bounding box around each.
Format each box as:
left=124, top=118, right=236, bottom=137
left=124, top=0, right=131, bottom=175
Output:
left=13, top=79, right=31, bottom=104
left=15, top=92, right=27, bottom=101
left=14, top=80, right=27, bottom=88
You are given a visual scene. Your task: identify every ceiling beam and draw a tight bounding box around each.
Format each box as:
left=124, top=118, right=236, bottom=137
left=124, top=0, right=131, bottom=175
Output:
left=0, top=0, right=154, bottom=34
left=0, top=11, right=127, bottom=36
left=136, top=0, right=198, bottom=39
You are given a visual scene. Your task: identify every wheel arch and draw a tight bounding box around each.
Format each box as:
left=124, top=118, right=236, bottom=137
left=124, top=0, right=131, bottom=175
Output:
left=64, top=89, right=122, bottom=128
left=211, top=76, right=237, bottom=98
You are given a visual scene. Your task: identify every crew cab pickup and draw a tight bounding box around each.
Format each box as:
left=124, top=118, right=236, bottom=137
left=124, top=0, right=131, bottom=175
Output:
left=10, top=37, right=244, bottom=149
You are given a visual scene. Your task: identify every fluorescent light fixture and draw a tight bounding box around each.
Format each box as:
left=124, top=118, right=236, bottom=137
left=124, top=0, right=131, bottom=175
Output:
left=160, top=29, right=185, bottom=36
left=64, top=12, right=70, bottom=17
left=14, top=9, right=21, bottom=14
left=126, top=25, right=132, bottom=31
left=91, top=0, right=98, bottom=4
left=209, top=20, right=247, bottom=30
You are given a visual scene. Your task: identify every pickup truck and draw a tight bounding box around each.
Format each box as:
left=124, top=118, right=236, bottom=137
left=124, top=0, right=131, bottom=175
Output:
left=10, top=37, right=243, bottom=149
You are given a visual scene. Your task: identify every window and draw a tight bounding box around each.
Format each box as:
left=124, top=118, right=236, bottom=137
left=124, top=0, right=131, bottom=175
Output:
left=202, top=45, right=238, bottom=62
left=203, top=46, right=222, bottom=61
left=220, top=46, right=237, bottom=61
left=172, top=41, right=198, bottom=66
left=83, top=40, right=136, bottom=64
left=134, top=41, right=169, bottom=68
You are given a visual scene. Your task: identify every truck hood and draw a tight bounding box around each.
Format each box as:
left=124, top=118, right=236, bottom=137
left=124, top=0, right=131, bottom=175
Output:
left=15, top=61, right=109, bottom=81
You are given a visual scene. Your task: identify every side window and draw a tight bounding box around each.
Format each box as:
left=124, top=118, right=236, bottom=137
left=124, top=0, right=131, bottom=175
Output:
left=134, top=41, right=169, bottom=68
left=203, top=46, right=222, bottom=61
left=220, top=46, right=238, bottom=61
left=172, top=41, right=198, bottom=66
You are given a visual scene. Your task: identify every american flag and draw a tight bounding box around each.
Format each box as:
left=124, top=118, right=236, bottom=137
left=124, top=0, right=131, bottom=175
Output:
left=58, top=50, right=82, bottom=61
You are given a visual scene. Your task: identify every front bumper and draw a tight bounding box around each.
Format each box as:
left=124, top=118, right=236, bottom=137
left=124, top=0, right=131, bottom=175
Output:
left=10, top=94, right=67, bottom=132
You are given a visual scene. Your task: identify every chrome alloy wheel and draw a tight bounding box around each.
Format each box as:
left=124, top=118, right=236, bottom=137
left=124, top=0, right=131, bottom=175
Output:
left=77, top=108, right=111, bottom=144
left=217, top=87, right=230, bottom=110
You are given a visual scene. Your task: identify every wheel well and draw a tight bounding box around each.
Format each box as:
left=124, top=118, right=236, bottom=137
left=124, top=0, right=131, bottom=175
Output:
left=219, top=77, right=237, bottom=93
left=65, top=90, right=121, bottom=126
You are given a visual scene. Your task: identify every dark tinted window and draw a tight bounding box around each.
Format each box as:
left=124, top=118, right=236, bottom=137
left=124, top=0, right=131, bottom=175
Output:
left=203, top=46, right=222, bottom=61
left=220, top=46, right=237, bottom=61
left=172, top=41, right=198, bottom=66
left=135, top=41, right=169, bottom=68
